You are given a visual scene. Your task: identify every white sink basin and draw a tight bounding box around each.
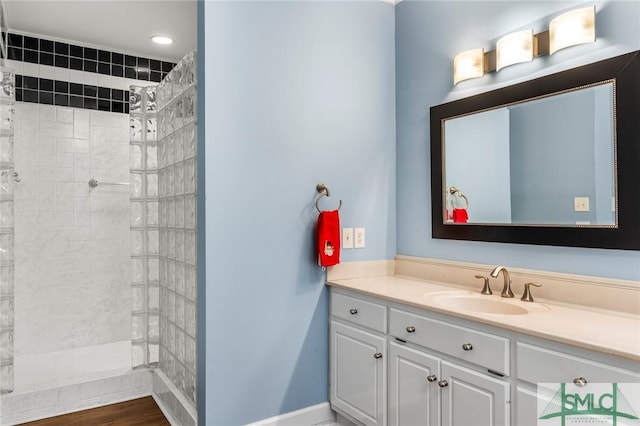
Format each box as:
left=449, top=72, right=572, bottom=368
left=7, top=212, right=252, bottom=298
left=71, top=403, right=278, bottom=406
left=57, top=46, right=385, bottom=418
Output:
left=429, top=293, right=545, bottom=315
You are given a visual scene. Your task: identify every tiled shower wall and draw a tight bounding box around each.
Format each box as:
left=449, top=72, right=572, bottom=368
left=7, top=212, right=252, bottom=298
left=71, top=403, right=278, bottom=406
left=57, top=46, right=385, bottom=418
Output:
left=0, top=68, right=15, bottom=394
left=157, top=51, right=197, bottom=408
left=12, top=102, right=131, bottom=390
left=3, top=30, right=175, bottom=395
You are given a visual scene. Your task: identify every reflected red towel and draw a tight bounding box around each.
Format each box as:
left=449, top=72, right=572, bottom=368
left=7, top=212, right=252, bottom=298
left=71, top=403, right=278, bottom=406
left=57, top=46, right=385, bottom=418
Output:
left=317, top=210, right=341, bottom=267
left=453, top=208, right=468, bottom=223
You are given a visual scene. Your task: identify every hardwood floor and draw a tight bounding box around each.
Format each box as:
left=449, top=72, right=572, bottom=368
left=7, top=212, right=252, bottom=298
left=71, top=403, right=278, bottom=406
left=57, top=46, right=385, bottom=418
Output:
left=20, top=396, right=170, bottom=426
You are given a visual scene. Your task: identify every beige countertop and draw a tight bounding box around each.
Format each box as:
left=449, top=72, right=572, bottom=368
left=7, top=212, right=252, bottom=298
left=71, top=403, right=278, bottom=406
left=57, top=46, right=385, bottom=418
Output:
left=327, top=275, right=640, bottom=363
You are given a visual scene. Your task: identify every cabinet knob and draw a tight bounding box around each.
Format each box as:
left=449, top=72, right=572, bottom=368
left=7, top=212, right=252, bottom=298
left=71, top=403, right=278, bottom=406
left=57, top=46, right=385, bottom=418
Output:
left=427, top=374, right=438, bottom=382
left=462, top=343, right=473, bottom=351
left=438, top=379, right=449, bottom=388
left=406, top=326, right=416, bottom=333
left=573, top=377, right=588, bottom=387
left=373, top=352, right=383, bottom=359
left=349, top=308, right=358, bottom=315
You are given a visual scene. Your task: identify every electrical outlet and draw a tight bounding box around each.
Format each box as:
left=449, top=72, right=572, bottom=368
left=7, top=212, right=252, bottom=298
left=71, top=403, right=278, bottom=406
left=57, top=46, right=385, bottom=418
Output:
left=343, top=228, right=354, bottom=249
left=354, top=228, right=365, bottom=248
left=574, top=197, right=590, bottom=212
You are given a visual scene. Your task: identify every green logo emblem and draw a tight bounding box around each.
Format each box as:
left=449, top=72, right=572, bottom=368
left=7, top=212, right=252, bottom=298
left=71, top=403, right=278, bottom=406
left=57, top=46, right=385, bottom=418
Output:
left=539, top=383, right=639, bottom=425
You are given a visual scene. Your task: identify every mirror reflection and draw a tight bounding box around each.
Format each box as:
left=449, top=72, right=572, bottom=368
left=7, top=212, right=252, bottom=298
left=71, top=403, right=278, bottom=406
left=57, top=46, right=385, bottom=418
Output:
left=443, top=81, right=616, bottom=227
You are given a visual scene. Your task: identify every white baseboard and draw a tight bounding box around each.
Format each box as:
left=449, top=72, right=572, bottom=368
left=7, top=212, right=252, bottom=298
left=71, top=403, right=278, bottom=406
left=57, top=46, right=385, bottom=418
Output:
left=245, top=402, right=336, bottom=426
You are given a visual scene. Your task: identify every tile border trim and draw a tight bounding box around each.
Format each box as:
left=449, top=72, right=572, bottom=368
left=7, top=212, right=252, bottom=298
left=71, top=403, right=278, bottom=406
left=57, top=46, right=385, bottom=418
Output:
left=16, top=74, right=130, bottom=113
left=5, top=32, right=176, bottom=83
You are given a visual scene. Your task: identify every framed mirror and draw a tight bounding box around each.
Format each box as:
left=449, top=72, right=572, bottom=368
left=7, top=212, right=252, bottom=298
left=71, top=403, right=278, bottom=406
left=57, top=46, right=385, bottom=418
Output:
left=430, top=50, right=640, bottom=250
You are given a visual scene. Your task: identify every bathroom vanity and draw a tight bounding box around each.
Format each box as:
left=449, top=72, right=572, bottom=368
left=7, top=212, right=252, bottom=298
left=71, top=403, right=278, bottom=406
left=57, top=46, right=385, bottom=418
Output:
left=327, top=270, right=640, bottom=426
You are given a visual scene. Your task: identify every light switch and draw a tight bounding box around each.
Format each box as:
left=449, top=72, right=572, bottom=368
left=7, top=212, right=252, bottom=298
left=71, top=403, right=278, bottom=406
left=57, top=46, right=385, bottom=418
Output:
left=354, top=228, right=365, bottom=248
left=343, top=228, right=354, bottom=249
left=574, top=197, right=590, bottom=212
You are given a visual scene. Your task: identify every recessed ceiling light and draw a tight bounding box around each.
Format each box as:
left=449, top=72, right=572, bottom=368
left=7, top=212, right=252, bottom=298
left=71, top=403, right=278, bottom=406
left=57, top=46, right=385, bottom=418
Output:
left=151, top=35, right=174, bottom=45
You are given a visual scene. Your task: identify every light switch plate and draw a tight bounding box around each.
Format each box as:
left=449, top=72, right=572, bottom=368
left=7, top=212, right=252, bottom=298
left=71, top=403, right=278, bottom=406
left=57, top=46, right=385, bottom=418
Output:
left=343, top=228, right=354, bottom=249
left=354, top=228, right=365, bottom=248
left=574, top=197, right=590, bottom=212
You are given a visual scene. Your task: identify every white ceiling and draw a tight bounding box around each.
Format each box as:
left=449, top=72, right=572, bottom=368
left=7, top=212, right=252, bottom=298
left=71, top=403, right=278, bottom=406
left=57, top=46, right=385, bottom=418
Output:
left=4, top=0, right=197, bottom=63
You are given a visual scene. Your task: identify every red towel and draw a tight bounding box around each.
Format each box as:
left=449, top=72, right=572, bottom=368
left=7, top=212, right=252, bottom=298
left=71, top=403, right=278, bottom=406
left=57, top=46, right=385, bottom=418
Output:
left=317, top=210, right=341, bottom=267
left=453, top=208, right=468, bottom=223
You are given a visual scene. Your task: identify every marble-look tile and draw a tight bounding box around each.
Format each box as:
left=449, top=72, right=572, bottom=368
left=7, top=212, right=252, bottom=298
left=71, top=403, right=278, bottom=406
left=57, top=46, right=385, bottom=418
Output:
left=13, top=105, right=134, bottom=371
left=73, top=109, right=90, bottom=139
left=56, top=108, right=74, bottom=124
left=14, top=288, right=77, bottom=354
left=38, top=105, right=56, bottom=122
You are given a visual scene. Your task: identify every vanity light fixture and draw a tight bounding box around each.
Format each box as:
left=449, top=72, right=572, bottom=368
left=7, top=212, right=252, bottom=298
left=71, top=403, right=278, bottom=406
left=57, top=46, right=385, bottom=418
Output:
left=151, top=35, right=174, bottom=45
left=496, top=29, right=533, bottom=71
left=453, top=5, right=596, bottom=85
left=453, top=48, right=485, bottom=85
left=549, top=6, right=595, bottom=54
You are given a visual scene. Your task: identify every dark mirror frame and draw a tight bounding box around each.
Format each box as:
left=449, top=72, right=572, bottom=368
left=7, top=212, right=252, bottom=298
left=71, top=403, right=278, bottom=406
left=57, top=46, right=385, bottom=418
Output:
left=430, top=50, right=640, bottom=250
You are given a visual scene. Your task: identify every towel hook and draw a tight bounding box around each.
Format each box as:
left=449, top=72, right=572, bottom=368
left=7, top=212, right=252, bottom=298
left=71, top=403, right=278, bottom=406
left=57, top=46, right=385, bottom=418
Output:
left=316, top=183, right=342, bottom=212
left=448, top=186, right=468, bottom=209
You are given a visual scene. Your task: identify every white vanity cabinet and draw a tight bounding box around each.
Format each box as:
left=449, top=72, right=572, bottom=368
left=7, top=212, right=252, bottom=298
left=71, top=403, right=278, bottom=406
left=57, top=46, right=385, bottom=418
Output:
left=329, top=286, right=640, bottom=426
left=515, top=341, right=640, bottom=425
left=388, top=308, right=510, bottom=426
left=330, top=292, right=388, bottom=426
left=330, top=289, right=510, bottom=426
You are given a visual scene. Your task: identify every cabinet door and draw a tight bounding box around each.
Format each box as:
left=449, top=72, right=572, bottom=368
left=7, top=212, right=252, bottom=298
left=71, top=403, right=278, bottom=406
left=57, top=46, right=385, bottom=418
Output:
left=331, top=320, right=386, bottom=426
left=516, top=386, right=540, bottom=426
left=441, top=361, right=510, bottom=426
left=388, top=342, right=440, bottom=426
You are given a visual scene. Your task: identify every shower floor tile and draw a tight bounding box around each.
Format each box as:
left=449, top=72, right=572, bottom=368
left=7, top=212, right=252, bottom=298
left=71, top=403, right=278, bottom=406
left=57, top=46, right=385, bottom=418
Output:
left=18, top=396, right=169, bottom=426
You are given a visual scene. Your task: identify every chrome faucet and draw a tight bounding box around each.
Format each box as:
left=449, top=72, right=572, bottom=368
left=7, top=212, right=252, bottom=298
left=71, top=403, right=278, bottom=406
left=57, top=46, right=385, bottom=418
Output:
left=490, top=266, right=514, bottom=298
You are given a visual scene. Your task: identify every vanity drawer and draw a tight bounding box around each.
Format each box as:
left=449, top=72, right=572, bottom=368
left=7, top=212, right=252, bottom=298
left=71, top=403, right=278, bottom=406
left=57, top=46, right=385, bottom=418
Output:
left=331, top=292, right=387, bottom=333
left=517, top=342, right=640, bottom=385
left=389, top=308, right=509, bottom=375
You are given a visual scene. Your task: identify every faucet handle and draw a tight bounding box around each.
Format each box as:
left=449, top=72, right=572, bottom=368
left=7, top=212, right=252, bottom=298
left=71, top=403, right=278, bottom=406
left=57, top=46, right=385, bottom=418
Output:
left=474, top=275, right=492, bottom=295
left=521, top=282, right=542, bottom=302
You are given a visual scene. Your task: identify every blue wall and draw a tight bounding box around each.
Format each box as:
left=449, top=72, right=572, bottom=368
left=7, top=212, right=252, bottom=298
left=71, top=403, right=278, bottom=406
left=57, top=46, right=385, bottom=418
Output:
left=198, top=1, right=640, bottom=424
left=202, top=2, right=395, bottom=424
left=396, top=0, right=640, bottom=280
left=509, top=90, right=596, bottom=224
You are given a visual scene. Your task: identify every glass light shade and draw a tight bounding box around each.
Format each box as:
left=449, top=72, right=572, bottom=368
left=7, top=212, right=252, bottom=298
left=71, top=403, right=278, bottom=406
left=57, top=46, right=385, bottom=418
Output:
left=549, top=6, right=595, bottom=55
left=496, top=30, right=533, bottom=71
left=453, top=48, right=484, bottom=85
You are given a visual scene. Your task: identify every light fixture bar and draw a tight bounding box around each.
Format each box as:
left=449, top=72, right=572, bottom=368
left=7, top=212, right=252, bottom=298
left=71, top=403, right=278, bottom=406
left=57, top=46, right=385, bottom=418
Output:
left=452, top=5, right=596, bottom=85
left=534, top=30, right=550, bottom=57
